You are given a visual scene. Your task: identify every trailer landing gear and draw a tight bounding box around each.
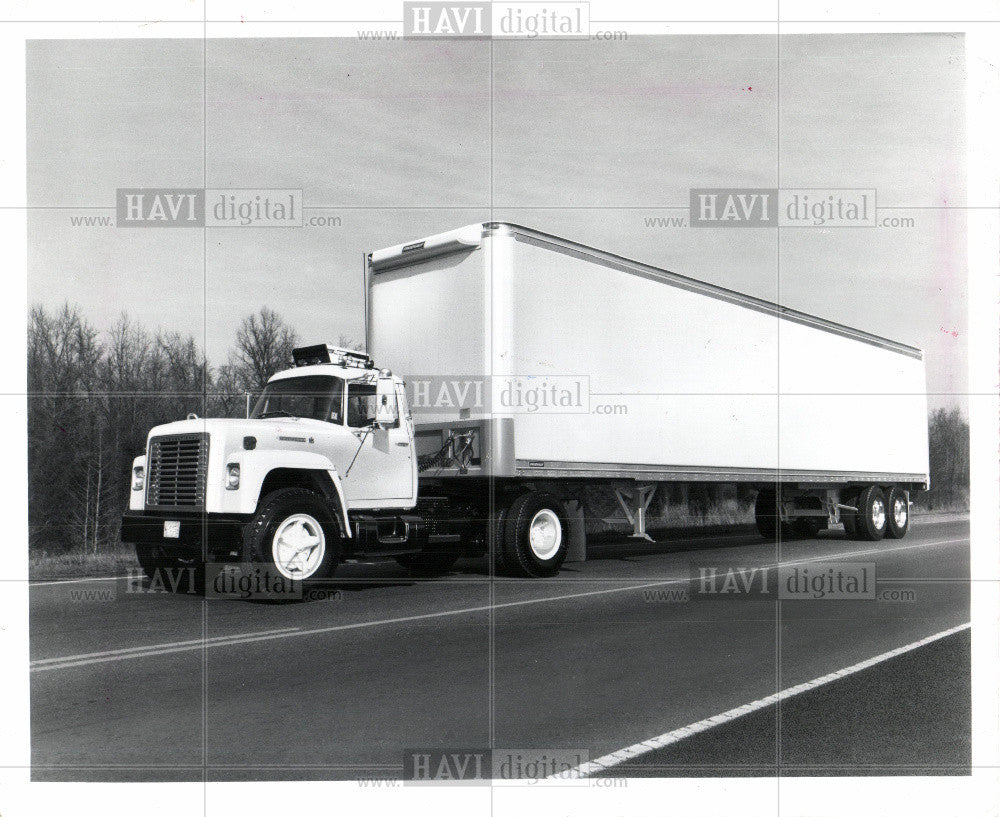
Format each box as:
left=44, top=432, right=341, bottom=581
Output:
left=605, top=484, right=657, bottom=542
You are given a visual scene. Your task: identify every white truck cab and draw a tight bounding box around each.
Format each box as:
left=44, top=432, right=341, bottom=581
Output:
left=258, top=347, right=417, bottom=509
left=121, top=344, right=470, bottom=586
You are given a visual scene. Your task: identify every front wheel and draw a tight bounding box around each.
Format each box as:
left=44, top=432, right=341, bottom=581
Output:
left=501, top=492, right=569, bottom=578
left=244, top=488, right=341, bottom=583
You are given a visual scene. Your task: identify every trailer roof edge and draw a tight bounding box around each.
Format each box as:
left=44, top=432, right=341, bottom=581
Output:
left=484, top=222, right=923, bottom=361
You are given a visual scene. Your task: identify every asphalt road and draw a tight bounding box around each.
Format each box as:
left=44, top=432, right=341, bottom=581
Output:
left=30, top=519, right=970, bottom=781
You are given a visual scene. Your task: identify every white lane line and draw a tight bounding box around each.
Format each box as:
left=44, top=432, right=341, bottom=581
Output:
left=31, top=584, right=685, bottom=672
left=31, top=575, right=134, bottom=587
left=558, top=622, right=973, bottom=779
left=779, top=536, right=970, bottom=566
left=31, top=536, right=969, bottom=673
left=30, top=627, right=302, bottom=667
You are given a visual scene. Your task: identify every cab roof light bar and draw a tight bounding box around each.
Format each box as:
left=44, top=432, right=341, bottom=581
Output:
left=292, top=343, right=374, bottom=369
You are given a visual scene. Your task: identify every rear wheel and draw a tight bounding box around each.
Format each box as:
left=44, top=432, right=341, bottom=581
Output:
left=501, top=492, right=568, bottom=578
left=884, top=486, right=910, bottom=539
left=853, top=485, right=887, bottom=541
left=245, top=488, right=340, bottom=583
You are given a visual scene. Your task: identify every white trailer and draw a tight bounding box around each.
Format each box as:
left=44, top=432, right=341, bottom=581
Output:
left=368, top=222, right=928, bottom=562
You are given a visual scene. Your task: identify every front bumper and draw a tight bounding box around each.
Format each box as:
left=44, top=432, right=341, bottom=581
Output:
left=120, top=510, right=250, bottom=557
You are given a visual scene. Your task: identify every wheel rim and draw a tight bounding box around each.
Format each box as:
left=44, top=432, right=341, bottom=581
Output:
left=871, top=497, right=886, bottom=530
left=893, top=497, right=907, bottom=529
left=528, top=509, right=562, bottom=560
left=272, top=513, right=326, bottom=580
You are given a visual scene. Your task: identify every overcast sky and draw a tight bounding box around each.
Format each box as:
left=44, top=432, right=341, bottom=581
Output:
left=27, top=34, right=966, bottom=409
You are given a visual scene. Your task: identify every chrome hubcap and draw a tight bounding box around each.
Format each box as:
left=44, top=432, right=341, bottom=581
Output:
left=871, top=498, right=886, bottom=530
left=528, top=509, right=562, bottom=560
left=893, top=497, right=907, bottom=529
left=272, top=514, right=326, bottom=580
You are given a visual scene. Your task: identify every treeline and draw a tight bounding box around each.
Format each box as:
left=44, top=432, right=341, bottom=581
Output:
left=923, top=406, right=970, bottom=509
left=27, top=304, right=970, bottom=555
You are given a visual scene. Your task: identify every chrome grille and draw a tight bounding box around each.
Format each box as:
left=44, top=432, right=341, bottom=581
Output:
left=146, top=433, right=209, bottom=510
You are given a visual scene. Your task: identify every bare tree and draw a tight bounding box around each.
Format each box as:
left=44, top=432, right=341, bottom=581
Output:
left=924, top=407, right=970, bottom=509
left=210, top=361, right=246, bottom=418
left=338, top=333, right=363, bottom=352
left=230, top=307, right=299, bottom=392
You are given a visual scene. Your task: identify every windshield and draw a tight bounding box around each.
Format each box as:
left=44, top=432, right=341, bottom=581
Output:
left=250, top=375, right=345, bottom=423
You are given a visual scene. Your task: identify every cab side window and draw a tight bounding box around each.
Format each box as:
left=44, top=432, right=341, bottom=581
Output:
left=346, top=384, right=377, bottom=427
left=346, top=383, right=399, bottom=428
left=327, top=377, right=345, bottom=424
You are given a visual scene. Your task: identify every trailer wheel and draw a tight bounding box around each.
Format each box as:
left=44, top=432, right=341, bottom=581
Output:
left=502, top=492, right=569, bottom=578
left=245, top=488, right=340, bottom=583
left=853, top=485, right=887, bottom=541
left=884, top=487, right=909, bottom=539
left=754, top=489, right=779, bottom=539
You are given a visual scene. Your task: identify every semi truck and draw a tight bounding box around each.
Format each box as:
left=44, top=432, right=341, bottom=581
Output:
left=121, top=222, right=930, bottom=584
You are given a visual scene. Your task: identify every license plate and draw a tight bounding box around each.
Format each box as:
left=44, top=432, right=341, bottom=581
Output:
left=163, top=521, right=181, bottom=539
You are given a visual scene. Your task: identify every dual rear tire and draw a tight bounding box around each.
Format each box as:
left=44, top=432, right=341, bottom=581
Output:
left=848, top=485, right=909, bottom=541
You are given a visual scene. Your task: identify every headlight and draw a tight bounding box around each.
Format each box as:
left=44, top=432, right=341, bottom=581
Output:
left=225, top=463, right=240, bottom=490
left=132, top=466, right=144, bottom=491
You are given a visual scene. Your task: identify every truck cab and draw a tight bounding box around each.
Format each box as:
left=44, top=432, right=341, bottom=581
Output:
left=120, top=344, right=468, bottom=585
left=256, top=346, right=417, bottom=509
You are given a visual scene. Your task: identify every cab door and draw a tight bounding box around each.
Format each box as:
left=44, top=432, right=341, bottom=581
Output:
left=334, top=381, right=414, bottom=507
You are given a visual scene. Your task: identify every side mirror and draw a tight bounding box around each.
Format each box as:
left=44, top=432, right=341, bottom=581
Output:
left=375, top=374, right=398, bottom=428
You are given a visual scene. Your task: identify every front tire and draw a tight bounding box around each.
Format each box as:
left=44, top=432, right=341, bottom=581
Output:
left=884, top=486, right=910, bottom=539
left=244, top=488, right=340, bottom=583
left=501, top=492, right=568, bottom=578
left=853, top=485, right=888, bottom=541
